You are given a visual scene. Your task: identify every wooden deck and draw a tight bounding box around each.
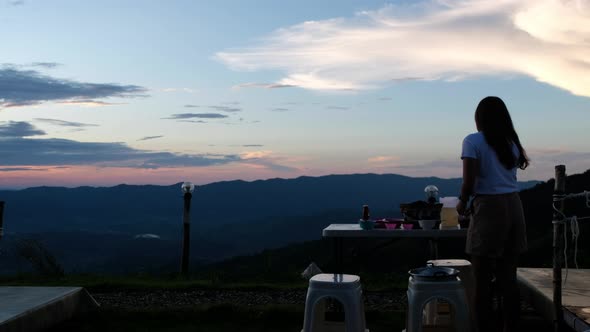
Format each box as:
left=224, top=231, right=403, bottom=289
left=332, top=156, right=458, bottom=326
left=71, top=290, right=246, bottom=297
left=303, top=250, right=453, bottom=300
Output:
left=518, top=268, right=590, bottom=332
left=0, top=287, right=98, bottom=332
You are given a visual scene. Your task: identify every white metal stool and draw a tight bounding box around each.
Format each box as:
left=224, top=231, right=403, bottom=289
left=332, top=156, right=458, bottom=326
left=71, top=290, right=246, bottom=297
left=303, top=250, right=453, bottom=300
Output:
left=406, top=272, right=470, bottom=332
left=427, top=259, right=475, bottom=327
left=302, top=273, right=368, bottom=332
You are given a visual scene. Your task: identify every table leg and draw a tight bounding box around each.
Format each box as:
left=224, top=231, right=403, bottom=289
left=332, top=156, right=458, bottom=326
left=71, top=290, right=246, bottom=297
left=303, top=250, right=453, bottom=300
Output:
left=333, top=237, right=344, bottom=273
left=429, top=239, right=439, bottom=260
left=330, top=237, right=345, bottom=319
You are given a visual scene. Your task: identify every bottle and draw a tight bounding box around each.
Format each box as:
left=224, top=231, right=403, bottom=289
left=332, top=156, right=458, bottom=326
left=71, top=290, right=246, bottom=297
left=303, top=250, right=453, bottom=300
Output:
left=362, top=205, right=370, bottom=221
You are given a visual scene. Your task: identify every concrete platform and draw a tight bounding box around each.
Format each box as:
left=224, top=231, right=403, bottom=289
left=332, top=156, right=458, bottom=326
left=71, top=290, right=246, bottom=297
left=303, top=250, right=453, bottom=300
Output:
left=518, top=268, right=590, bottom=332
left=0, top=287, right=98, bottom=332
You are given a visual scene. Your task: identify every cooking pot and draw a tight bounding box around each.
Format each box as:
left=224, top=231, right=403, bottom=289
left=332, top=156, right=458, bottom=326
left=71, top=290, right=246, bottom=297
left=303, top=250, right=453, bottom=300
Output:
left=408, top=265, right=459, bottom=281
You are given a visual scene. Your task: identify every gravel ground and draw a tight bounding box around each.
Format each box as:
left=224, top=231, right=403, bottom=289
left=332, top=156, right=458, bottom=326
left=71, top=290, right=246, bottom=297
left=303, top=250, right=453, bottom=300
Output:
left=89, top=289, right=550, bottom=331
left=91, top=289, right=408, bottom=311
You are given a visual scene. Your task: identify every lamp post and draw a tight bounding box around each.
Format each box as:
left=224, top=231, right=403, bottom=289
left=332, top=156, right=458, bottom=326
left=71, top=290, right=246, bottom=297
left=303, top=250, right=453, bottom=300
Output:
left=180, top=182, right=195, bottom=277
left=0, top=201, right=5, bottom=241
left=424, top=185, right=439, bottom=204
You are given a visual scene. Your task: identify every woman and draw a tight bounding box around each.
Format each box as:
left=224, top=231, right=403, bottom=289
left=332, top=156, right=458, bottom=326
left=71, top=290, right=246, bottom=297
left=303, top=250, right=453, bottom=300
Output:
left=456, top=96, right=529, bottom=332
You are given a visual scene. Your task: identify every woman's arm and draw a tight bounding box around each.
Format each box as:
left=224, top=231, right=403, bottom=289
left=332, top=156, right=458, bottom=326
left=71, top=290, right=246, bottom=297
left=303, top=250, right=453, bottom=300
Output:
left=457, top=157, right=477, bottom=214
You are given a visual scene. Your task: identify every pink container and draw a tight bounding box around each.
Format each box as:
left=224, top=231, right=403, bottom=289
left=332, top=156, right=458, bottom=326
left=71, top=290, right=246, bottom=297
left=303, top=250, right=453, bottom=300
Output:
left=385, top=223, right=398, bottom=230
left=401, top=223, right=414, bottom=230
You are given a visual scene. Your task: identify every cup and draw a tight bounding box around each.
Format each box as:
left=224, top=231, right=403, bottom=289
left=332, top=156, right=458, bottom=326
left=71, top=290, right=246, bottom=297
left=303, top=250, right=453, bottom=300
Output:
left=439, top=197, right=459, bottom=228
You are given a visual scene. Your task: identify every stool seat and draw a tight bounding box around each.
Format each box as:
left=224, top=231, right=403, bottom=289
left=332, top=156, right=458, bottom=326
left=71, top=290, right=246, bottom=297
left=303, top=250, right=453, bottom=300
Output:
left=309, top=274, right=360, bottom=289
left=303, top=273, right=367, bottom=332
left=428, top=259, right=471, bottom=267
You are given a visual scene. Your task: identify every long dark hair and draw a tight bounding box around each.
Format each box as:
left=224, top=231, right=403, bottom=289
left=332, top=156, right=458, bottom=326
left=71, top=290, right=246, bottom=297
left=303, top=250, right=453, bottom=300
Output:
left=475, top=96, right=529, bottom=170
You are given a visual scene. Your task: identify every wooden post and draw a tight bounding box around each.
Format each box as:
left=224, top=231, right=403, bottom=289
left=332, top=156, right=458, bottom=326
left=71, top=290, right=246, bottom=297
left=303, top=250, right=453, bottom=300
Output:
left=553, top=165, right=566, bottom=332
left=181, top=192, right=192, bottom=277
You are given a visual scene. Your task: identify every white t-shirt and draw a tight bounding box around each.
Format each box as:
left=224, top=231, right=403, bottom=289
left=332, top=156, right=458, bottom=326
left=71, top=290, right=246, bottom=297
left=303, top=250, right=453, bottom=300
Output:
left=461, top=132, right=519, bottom=195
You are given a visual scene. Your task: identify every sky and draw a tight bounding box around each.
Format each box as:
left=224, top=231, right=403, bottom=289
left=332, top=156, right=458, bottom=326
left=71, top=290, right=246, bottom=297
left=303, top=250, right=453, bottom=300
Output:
left=0, top=0, right=589, bottom=188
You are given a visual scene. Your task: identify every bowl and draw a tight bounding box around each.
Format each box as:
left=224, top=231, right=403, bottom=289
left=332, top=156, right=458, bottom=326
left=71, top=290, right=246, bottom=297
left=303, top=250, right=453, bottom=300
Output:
left=384, top=223, right=398, bottom=230
left=418, top=219, right=439, bottom=229
left=401, top=223, right=414, bottom=230
left=359, top=219, right=375, bottom=230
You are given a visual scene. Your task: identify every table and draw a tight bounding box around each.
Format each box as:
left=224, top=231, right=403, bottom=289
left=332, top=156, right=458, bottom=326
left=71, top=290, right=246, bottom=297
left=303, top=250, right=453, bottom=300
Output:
left=322, top=224, right=468, bottom=272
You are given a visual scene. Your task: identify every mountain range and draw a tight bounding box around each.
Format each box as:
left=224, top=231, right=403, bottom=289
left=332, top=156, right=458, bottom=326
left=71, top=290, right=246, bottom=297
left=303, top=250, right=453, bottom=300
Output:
left=0, top=173, right=540, bottom=274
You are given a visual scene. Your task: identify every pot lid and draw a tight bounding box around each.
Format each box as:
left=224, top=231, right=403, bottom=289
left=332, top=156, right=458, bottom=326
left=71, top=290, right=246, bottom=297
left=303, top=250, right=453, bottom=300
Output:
left=408, top=266, right=459, bottom=279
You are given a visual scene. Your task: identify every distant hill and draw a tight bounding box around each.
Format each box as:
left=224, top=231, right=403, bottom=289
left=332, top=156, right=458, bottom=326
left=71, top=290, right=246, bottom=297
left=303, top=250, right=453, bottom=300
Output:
left=0, top=173, right=539, bottom=274
left=0, top=174, right=538, bottom=233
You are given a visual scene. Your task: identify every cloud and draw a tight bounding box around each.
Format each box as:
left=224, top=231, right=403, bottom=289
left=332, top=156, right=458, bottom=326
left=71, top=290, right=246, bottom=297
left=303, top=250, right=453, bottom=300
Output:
left=184, top=104, right=200, bottom=108
left=29, top=62, right=61, bottom=69
left=0, top=123, right=240, bottom=168
left=0, top=123, right=295, bottom=176
left=242, top=144, right=264, bottom=147
left=239, top=150, right=298, bottom=172
left=241, top=151, right=274, bottom=159
left=208, top=105, right=242, bottom=112
left=526, top=148, right=590, bottom=171
left=178, top=120, right=207, bottom=123
left=161, top=87, right=196, bottom=93
left=368, top=156, right=399, bottom=163
left=216, top=1, right=590, bottom=97
left=0, top=166, right=69, bottom=172
left=0, top=167, right=45, bottom=172
left=232, top=82, right=296, bottom=89
left=34, top=118, right=98, bottom=128
left=0, top=67, right=146, bottom=107
left=57, top=100, right=122, bottom=107
left=390, top=77, right=427, bottom=83
left=8, top=0, right=24, bottom=5
left=326, top=106, right=350, bottom=110
left=163, top=113, right=228, bottom=119
left=491, top=147, right=590, bottom=180
left=0, top=121, right=46, bottom=137
left=138, top=135, right=164, bottom=141
left=378, top=97, right=392, bottom=101
left=395, top=159, right=460, bottom=170
left=271, top=108, right=291, bottom=112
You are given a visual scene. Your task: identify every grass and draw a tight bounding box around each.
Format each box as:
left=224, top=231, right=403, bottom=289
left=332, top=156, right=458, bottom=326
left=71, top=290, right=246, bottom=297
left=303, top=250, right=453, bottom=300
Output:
left=0, top=274, right=309, bottom=291
left=0, top=272, right=408, bottom=291
left=48, top=304, right=406, bottom=332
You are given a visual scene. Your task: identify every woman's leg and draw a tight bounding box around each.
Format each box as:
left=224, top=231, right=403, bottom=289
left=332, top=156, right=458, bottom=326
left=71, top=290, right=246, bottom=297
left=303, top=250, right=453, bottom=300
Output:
left=497, top=254, right=520, bottom=332
left=497, top=193, right=526, bottom=332
left=471, top=255, right=494, bottom=332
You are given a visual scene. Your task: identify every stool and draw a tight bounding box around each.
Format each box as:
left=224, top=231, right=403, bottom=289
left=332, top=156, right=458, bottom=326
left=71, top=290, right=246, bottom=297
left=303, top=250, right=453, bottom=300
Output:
left=302, top=273, right=368, bottom=332
left=427, top=259, right=475, bottom=326
left=407, top=274, right=470, bottom=332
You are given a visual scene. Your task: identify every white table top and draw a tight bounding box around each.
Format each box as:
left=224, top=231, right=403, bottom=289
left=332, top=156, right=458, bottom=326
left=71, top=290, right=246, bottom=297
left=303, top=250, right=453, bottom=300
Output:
left=322, top=223, right=468, bottom=238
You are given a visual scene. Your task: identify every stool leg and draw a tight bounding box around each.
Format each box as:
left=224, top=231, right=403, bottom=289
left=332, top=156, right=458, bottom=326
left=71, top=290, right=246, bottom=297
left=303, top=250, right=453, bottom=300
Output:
left=343, top=293, right=365, bottom=332
left=448, top=295, right=471, bottom=332
left=407, top=290, right=427, bottom=332
left=313, top=298, right=326, bottom=331
left=303, top=293, right=319, bottom=332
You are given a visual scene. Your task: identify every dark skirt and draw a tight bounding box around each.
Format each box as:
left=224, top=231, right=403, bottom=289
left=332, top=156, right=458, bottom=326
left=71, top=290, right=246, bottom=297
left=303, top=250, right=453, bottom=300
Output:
left=466, top=192, right=528, bottom=257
